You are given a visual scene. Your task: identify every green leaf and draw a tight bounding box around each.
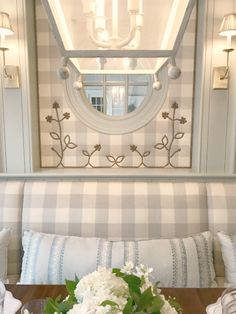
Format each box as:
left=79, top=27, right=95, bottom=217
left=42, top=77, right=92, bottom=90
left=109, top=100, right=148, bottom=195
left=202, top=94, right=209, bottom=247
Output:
left=123, top=274, right=141, bottom=287
left=65, top=279, right=78, bottom=295
left=151, top=295, right=164, bottom=312
left=123, top=298, right=133, bottom=314
left=128, top=287, right=142, bottom=307
left=136, top=287, right=154, bottom=311
left=129, top=284, right=141, bottom=298
left=168, top=297, right=182, bottom=313
left=44, top=298, right=61, bottom=314
left=100, top=300, right=118, bottom=308
left=112, top=268, right=125, bottom=277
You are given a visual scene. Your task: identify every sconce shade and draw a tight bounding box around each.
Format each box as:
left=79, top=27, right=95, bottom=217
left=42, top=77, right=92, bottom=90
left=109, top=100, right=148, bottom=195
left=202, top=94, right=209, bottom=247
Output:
left=219, top=13, right=236, bottom=36
left=0, top=12, right=14, bottom=36
left=41, top=0, right=196, bottom=74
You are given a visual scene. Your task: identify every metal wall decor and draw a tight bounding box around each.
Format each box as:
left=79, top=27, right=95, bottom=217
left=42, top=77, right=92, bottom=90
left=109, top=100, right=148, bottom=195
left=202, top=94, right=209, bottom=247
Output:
left=154, top=102, right=187, bottom=168
left=45, top=102, right=78, bottom=167
left=45, top=101, right=187, bottom=168
left=37, top=0, right=195, bottom=169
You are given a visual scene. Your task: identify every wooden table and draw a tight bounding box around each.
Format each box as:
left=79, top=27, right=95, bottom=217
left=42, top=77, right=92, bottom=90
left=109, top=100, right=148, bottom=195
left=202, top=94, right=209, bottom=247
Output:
left=6, top=284, right=224, bottom=314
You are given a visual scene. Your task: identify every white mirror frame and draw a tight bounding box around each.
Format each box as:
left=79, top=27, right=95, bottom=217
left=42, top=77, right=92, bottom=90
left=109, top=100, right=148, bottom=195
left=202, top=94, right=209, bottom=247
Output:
left=64, top=66, right=169, bottom=134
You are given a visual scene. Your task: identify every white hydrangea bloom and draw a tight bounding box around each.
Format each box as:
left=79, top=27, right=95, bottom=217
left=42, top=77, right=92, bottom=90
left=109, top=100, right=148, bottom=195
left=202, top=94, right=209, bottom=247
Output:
left=67, top=302, right=117, bottom=314
left=121, top=261, right=134, bottom=274
left=160, top=301, right=178, bottom=314
left=66, top=263, right=178, bottom=314
left=73, top=267, right=129, bottom=313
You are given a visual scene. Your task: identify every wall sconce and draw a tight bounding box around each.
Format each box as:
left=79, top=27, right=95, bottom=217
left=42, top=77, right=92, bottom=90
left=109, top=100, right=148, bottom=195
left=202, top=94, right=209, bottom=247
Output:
left=0, top=11, right=20, bottom=89
left=213, top=13, right=236, bottom=90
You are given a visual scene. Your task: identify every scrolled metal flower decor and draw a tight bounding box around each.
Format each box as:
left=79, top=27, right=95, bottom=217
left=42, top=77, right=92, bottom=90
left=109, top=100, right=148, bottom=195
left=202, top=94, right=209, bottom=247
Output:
left=45, top=102, right=78, bottom=167
left=154, top=102, right=187, bottom=168
left=45, top=101, right=187, bottom=168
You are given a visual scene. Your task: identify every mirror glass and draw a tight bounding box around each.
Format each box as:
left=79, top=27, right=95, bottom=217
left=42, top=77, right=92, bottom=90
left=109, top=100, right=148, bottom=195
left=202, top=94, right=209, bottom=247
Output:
left=83, top=74, right=150, bottom=116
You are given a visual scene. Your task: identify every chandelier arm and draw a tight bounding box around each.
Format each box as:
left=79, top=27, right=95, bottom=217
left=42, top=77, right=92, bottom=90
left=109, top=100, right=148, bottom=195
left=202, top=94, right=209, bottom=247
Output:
left=88, top=33, right=111, bottom=48
left=87, top=17, right=111, bottom=48
left=116, top=26, right=137, bottom=49
left=128, top=28, right=141, bottom=49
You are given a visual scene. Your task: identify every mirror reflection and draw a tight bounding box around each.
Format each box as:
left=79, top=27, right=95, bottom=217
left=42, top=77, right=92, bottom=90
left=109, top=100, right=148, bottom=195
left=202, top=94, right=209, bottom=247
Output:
left=83, top=74, right=150, bottom=116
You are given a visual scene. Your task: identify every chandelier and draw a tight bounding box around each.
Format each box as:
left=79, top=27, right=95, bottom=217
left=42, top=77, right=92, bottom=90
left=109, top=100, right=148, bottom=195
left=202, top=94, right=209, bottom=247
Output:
left=41, top=0, right=196, bottom=88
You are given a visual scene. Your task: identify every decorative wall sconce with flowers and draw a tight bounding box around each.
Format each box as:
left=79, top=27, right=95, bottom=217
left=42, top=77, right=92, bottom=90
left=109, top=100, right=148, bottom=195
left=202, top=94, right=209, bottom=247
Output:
left=0, top=11, right=20, bottom=89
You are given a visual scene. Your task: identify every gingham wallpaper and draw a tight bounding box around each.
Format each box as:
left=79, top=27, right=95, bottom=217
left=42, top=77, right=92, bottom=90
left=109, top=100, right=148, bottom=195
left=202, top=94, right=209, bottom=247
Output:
left=36, top=0, right=196, bottom=169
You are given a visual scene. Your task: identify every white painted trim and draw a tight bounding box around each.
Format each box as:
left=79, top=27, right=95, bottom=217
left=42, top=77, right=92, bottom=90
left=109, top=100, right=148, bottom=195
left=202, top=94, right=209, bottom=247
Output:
left=0, top=169, right=236, bottom=181
left=192, top=0, right=208, bottom=172
left=17, top=0, right=40, bottom=172
left=199, top=0, right=215, bottom=172
left=0, top=72, right=7, bottom=172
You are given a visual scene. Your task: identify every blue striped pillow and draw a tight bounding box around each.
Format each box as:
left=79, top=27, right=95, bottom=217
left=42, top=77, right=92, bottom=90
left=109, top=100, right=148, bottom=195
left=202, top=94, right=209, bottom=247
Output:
left=20, top=230, right=216, bottom=287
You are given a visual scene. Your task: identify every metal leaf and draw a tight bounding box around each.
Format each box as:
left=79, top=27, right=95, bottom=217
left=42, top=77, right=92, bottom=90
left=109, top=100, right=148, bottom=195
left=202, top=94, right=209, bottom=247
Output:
left=162, top=135, right=169, bottom=146
left=107, top=155, right=116, bottom=163
left=67, top=142, right=77, bottom=149
left=174, top=132, right=184, bottom=140
left=82, top=150, right=89, bottom=156
left=116, top=155, right=125, bottom=163
left=154, top=143, right=164, bottom=150
left=143, top=151, right=150, bottom=157
left=64, top=135, right=71, bottom=145
left=50, top=132, right=60, bottom=140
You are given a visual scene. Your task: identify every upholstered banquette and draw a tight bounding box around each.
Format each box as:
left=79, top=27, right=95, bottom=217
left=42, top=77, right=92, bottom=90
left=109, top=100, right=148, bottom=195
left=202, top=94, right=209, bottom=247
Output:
left=0, top=179, right=235, bottom=286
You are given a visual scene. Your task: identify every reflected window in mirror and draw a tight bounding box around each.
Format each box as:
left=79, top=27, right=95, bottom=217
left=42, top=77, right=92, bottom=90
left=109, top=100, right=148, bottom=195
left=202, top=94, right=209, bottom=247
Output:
left=83, top=74, right=150, bottom=117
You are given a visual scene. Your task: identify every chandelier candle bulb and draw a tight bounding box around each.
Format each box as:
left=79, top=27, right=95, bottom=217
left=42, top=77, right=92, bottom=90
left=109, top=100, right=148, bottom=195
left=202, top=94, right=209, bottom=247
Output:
left=82, top=0, right=96, bottom=15
left=95, top=16, right=106, bottom=31
left=128, top=0, right=140, bottom=12
left=139, top=0, right=143, bottom=14
left=96, top=0, right=104, bottom=17
left=112, top=0, right=118, bottom=39
left=136, top=14, right=143, bottom=28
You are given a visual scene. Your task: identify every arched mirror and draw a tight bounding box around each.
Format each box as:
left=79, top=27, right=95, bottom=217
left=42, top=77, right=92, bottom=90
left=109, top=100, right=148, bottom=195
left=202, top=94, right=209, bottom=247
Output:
left=64, top=65, right=168, bottom=134
left=83, top=74, right=150, bottom=116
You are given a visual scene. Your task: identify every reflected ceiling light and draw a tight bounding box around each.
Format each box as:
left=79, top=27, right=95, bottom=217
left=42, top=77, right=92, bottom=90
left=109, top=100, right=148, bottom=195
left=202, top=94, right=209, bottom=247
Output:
left=153, top=73, right=162, bottom=90
left=73, top=75, right=83, bottom=90
left=168, top=57, right=181, bottom=79
left=57, top=57, right=70, bottom=80
left=41, top=0, right=196, bottom=79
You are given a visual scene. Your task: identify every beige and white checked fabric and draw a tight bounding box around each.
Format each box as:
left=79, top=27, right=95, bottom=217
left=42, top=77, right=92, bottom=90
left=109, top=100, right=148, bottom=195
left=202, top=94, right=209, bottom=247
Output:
left=207, top=182, right=236, bottom=277
left=0, top=181, right=24, bottom=276
left=22, top=181, right=208, bottom=240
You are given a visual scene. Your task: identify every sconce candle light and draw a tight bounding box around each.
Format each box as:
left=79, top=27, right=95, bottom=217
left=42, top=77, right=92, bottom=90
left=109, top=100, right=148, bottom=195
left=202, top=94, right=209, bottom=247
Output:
left=0, top=12, right=13, bottom=80
left=213, top=13, right=236, bottom=89
left=0, top=11, right=20, bottom=88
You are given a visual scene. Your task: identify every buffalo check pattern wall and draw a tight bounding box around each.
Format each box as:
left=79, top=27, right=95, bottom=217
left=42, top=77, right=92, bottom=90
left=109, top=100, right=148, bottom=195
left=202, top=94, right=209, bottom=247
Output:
left=22, top=181, right=208, bottom=239
left=36, top=0, right=196, bottom=168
